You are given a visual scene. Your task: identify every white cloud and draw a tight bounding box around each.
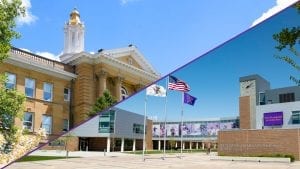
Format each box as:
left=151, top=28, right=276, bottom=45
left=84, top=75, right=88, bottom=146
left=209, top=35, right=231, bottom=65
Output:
left=20, top=48, right=31, bottom=53
left=16, top=0, right=37, bottom=25
left=120, top=0, right=140, bottom=5
left=251, top=0, right=298, bottom=27
left=36, top=51, right=60, bottom=61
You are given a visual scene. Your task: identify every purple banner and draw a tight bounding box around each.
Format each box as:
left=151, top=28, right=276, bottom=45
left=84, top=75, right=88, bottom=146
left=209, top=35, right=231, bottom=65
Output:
left=264, top=112, right=283, bottom=126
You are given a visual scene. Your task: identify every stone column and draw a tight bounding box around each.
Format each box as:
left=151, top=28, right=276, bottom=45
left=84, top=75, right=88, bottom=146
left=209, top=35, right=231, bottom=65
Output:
left=189, top=141, right=192, bottom=150
left=96, top=70, right=107, bottom=97
left=107, top=137, right=111, bottom=152
left=121, top=138, right=125, bottom=152
left=158, top=140, right=161, bottom=150
left=114, top=76, right=124, bottom=101
left=196, top=142, right=199, bottom=149
left=202, top=142, right=205, bottom=150
left=183, top=142, right=185, bottom=150
left=175, top=142, right=178, bottom=148
left=132, top=139, right=136, bottom=152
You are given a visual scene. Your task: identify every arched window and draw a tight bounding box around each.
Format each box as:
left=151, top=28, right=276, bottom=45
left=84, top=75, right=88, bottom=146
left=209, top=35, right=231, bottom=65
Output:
left=121, top=87, right=128, bottom=100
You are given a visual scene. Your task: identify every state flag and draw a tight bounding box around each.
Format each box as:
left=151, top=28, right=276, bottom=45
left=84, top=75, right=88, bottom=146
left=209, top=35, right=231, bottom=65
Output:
left=146, top=84, right=166, bottom=97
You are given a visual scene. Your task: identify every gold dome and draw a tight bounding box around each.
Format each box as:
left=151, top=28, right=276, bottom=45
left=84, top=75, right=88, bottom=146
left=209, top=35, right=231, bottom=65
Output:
left=69, top=8, right=81, bottom=25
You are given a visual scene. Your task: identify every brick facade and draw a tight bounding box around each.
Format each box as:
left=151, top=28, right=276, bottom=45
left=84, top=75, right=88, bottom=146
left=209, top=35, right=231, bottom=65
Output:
left=239, top=96, right=251, bottom=129
left=218, top=129, right=300, bottom=160
left=0, top=62, right=71, bottom=138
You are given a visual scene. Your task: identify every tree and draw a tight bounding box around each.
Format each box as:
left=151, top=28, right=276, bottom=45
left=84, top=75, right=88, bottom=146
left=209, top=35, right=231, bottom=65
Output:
left=0, top=0, right=25, bottom=153
left=0, top=76, right=25, bottom=153
left=273, top=3, right=300, bottom=86
left=0, top=0, right=25, bottom=63
left=87, top=90, right=117, bottom=117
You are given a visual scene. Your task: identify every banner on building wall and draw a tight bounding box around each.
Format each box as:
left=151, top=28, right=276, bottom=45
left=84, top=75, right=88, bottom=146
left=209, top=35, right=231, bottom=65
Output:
left=264, top=111, right=283, bottom=126
left=166, top=124, right=179, bottom=137
left=153, top=121, right=238, bottom=137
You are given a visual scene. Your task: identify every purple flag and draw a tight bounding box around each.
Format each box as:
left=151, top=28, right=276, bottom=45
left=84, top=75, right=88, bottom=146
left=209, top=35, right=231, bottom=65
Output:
left=184, top=93, right=197, bottom=106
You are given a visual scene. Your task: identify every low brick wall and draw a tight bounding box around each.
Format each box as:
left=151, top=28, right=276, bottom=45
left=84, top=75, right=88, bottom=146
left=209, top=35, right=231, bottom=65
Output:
left=218, top=129, right=300, bottom=160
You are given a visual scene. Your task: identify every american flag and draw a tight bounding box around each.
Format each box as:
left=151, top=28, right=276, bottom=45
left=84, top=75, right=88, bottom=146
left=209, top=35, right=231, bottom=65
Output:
left=168, top=75, right=190, bottom=92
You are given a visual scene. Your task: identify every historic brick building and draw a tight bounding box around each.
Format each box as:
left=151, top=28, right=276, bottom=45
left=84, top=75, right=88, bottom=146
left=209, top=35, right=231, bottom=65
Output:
left=1, top=9, right=159, bottom=141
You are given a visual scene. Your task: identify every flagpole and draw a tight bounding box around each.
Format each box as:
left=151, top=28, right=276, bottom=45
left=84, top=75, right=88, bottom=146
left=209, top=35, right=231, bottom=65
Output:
left=180, top=92, right=184, bottom=159
left=163, top=76, right=168, bottom=160
left=142, top=95, right=147, bottom=161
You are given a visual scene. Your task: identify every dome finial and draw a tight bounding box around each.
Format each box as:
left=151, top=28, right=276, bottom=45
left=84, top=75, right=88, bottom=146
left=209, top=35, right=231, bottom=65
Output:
left=69, top=8, right=81, bottom=25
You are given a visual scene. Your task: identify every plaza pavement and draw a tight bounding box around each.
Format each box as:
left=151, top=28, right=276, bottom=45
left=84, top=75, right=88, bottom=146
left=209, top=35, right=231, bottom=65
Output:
left=6, top=150, right=300, bottom=169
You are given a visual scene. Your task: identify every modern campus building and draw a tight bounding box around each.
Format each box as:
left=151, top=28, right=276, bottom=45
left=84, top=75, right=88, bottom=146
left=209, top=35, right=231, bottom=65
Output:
left=71, top=108, right=153, bottom=152
left=0, top=9, right=159, bottom=142
left=69, top=107, right=238, bottom=152
left=219, top=74, right=300, bottom=160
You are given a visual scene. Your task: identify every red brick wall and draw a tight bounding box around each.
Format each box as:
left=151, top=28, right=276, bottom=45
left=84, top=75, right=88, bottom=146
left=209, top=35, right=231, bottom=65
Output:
left=218, top=129, right=300, bottom=160
left=239, top=96, right=251, bottom=129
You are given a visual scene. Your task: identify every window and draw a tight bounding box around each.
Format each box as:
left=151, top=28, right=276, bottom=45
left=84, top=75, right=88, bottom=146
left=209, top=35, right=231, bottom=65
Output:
left=43, top=83, right=53, bottom=101
left=292, top=111, right=300, bottom=124
left=5, top=73, right=16, bottom=89
left=64, top=88, right=70, bottom=101
left=133, top=123, right=145, bottom=134
left=279, top=93, right=295, bottom=103
left=63, top=119, right=69, bottom=131
left=259, top=92, right=266, bottom=105
left=23, top=112, right=33, bottom=131
left=42, top=115, right=52, bottom=134
left=98, top=110, right=115, bottom=133
left=121, top=87, right=128, bottom=100
left=25, top=78, right=35, bottom=98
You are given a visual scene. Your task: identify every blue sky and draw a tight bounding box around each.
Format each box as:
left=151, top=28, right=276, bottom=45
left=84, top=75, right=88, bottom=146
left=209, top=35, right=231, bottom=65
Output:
left=117, top=6, right=300, bottom=121
left=13, top=0, right=297, bottom=75
left=12, top=1, right=298, bottom=121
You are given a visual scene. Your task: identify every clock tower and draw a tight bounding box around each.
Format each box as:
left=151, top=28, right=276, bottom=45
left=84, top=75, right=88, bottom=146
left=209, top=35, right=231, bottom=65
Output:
left=60, top=8, right=85, bottom=61
left=239, top=75, right=270, bottom=129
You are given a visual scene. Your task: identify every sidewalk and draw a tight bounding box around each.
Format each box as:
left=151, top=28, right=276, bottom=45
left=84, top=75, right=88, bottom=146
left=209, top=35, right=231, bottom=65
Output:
left=7, top=152, right=300, bottom=169
left=29, top=150, right=130, bottom=157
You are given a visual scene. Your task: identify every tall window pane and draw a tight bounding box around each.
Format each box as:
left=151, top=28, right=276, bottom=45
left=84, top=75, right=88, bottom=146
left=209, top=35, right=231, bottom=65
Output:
left=99, top=110, right=115, bottom=133
left=23, top=112, right=33, bottom=131
left=5, top=73, right=16, bottom=89
left=292, top=111, right=300, bottom=124
left=43, top=83, right=53, bottom=101
left=42, top=115, right=52, bottom=134
left=63, top=119, right=69, bottom=131
left=64, top=88, right=70, bottom=101
left=25, top=78, right=35, bottom=98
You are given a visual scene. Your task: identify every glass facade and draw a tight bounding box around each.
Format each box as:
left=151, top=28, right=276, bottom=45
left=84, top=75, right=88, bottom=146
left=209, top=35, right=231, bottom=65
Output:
left=133, top=123, right=144, bottom=134
left=292, top=111, right=300, bottom=124
left=259, top=92, right=266, bottom=105
left=98, top=110, right=115, bottom=133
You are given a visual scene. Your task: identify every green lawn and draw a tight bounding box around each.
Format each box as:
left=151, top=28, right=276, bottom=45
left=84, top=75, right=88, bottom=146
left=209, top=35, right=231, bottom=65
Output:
left=17, top=156, right=80, bottom=162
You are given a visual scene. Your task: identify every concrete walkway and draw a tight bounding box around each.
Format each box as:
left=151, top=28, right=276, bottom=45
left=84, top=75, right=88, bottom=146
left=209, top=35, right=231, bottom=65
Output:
left=6, top=152, right=300, bottom=169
